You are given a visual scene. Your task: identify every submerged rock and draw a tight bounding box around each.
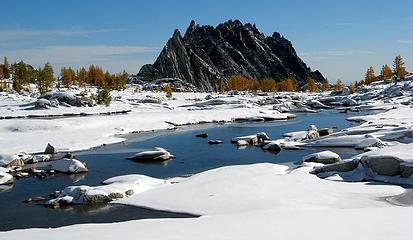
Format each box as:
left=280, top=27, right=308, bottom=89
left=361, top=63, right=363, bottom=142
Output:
left=127, top=148, right=174, bottom=162
left=262, top=142, right=282, bottom=152
left=208, top=140, right=223, bottom=144
left=195, top=133, right=208, bottom=138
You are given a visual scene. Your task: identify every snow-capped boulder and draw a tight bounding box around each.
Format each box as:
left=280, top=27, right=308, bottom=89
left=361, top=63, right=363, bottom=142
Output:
left=127, top=147, right=174, bottom=161
left=0, top=172, right=13, bottom=185
left=306, top=125, right=320, bottom=140
left=51, top=158, right=88, bottom=173
left=303, top=151, right=341, bottom=164
left=0, top=154, right=24, bottom=168
left=256, top=132, right=270, bottom=141
left=34, top=99, right=54, bottom=109
left=312, top=159, right=359, bottom=174
left=307, top=99, right=330, bottom=109
left=237, top=140, right=249, bottom=147
left=231, top=135, right=259, bottom=145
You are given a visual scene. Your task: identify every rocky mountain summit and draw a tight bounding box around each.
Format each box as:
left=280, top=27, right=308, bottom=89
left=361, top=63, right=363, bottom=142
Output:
left=136, top=20, right=324, bottom=91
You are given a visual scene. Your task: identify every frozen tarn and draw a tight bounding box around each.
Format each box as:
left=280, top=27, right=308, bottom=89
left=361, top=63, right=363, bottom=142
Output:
left=0, top=91, right=295, bottom=155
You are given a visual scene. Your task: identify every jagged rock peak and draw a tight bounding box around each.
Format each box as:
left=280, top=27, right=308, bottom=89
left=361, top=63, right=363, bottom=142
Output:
left=136, top=19, right=325, bottom=91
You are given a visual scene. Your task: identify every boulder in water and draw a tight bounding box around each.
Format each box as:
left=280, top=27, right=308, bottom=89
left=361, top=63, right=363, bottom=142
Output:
left=127, top=148, right=174, bottom=162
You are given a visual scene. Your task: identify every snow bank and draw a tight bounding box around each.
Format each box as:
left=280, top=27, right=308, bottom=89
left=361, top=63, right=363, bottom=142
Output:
left=46, top=174, right=169, bottom=206
left=116, top=163, right=402, bottom=216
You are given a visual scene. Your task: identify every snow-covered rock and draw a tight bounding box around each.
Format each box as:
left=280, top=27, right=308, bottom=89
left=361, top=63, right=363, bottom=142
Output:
left=51, top=158, right=88, bottom=173
left=127, top=147, right=174, bottom=161
left=0, top=171, right=13, bottom=185
left=0, top=154, right=24, bottom=168
left=303, top=151, right=341, bottom=164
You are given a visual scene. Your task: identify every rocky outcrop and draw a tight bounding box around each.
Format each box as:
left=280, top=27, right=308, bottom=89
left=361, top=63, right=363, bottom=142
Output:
left=136, top=20, right=324, bottom=91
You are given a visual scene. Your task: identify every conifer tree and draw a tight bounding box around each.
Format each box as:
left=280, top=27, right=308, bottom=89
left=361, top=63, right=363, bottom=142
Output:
left=335, top=79, right=343, bottom=91
left=364, top=66, right=376, bottom=85
left=37, top=62, right=55, bottom=94
left=3, top=57, right=10, bottom=79
left=380, top=64, right=392, bottom=80
left=393, top=55, right=407, bottom=79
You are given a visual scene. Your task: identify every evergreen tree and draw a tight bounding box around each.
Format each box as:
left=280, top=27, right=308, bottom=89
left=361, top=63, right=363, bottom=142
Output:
left=3, top=57, right=10, bottom=79
left=380, top=64, right=393, bottom=80
left=335, top=79, right=343, bottom=91
left=97, top=85, right=112, bottom=106
left=37, top=62, right=55, bottom=94
left=77, top=67, right=87, bottom=87
left=393, top=55, right=407, bottom=79
left=61, top=67, right=75, bottom=88
left=364, top=66, right=376, bottom=85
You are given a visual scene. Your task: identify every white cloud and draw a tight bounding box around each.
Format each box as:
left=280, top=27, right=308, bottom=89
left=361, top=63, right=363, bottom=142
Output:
left=397, top=40, right=413, bottom=44
left=3, top=45, right=160, bottom=73
left=0, top=28, right=125, bottom=42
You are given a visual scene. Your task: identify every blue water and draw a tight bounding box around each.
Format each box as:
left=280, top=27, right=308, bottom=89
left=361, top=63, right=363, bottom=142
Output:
left=0, top=109, right=370, bottom=231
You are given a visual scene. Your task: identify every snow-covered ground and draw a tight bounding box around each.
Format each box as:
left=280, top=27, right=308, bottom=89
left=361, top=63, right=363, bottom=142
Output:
left=2, top=77, right=413, bottom=239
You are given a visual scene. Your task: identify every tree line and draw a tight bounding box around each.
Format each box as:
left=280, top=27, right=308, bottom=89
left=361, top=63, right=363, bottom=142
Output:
left=0, top=56, right=128, bottom=94
left=363, top=55, right=408, bottom=85
left=222, top=75, right=335, bottom=93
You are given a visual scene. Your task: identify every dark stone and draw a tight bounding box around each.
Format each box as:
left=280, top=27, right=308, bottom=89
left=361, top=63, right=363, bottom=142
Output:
left=125, top=189, right=134, bottom=196
left=108, top=192, right=124, bottom=200
left=195, top=133, right=208, bottom=138
left=134, top=20, right=325, bottom=91
left=318, top=128, right=333, bottom=136
left=44, top=143, right=57, bottom=154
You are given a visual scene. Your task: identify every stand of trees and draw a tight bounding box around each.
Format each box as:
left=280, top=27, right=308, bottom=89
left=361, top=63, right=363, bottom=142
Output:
left=227, top=75, right=297, bottom=92
left=362, top=55, right=408, bottom=85
left=0, top=56, right=128, bottom=94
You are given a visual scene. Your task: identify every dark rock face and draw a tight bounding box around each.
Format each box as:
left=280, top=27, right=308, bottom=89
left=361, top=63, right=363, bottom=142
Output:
left=137, top=20, right=325, bottom=91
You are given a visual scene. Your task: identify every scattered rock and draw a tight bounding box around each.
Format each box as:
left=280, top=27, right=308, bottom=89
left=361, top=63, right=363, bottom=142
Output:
left=125, top=189, right=134, bottom=196
left=108, top=192, right=124, bottom=200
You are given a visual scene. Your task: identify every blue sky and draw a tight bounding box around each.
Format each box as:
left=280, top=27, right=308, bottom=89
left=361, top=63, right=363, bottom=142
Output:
left=0, top=0, right=412, bottom=83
